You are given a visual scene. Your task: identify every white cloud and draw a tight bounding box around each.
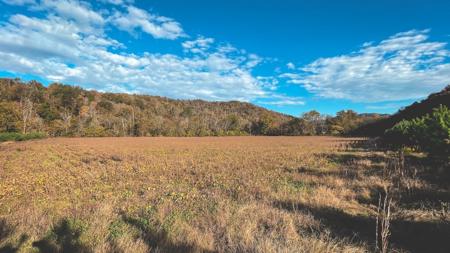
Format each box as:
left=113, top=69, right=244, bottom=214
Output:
left=3, top=0, right=182, bottom=39
left=111, top=6, right=184, bottom=40
left=2, top=0, right=35, bottom=5
left=283, top=30, right=450, bottom=102
left=365, top=102, right=408, bottom=110
left=182, top=36, right=214, bottom=54
left=2, top=0, right=105, bottom=34
left=100, top=0, right=133, bottom=5
left=2, top=14, right=86, bottom=61
left=256, top=94, right=305, bottom=106
left=286, top=62, right=295, bottom=69
left=246, top=54, right=263, bottom=69
left=41, top=0, right=104, bottom=26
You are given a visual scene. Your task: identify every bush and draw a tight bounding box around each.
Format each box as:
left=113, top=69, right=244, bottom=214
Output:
left=0, top=102, right=21, bottom=132
left=83, top=126, right=107, bottom=137
left=384, top=105, right=450, bottom=159
left=0, top=132, right=47, bottom=142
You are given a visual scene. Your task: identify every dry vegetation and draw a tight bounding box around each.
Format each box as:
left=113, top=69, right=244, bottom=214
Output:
left=0, top=137, right=448, bottom=253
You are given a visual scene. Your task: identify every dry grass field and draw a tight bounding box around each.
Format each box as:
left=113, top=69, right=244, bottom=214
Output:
left=0, top=137, right=448, bottom=253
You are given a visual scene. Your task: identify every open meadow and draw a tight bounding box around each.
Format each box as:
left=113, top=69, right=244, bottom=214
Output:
left=0, top=137, right=449, bottom=253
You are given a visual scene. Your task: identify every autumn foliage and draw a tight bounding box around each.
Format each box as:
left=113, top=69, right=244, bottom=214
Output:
left=0, top=78, right=384, bottom=138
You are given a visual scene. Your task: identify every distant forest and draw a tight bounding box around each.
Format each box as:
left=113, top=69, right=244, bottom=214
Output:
left=0, top=78, right=386, bottom=137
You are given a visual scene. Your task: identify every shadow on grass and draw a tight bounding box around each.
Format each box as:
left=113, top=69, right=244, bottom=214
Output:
left=323, top=151, right=450, bottom=210
left=32, top=219, right=92, bottom=253
left=344, top=139, right=450, bottom=185
left=343, top=139, right=387, bottom=152
left=294, top=152, right=387, bottom=182
left=274, top=200, right=450, bottom=253
left=294, top=165, right=363, bottom=181
left=399, top=187, right=450, bottom=211
left=0, top=219, right=13, bottom=243
left=352, top=183, right=449, bottom=210
left=410, top=159, right=450, bottom=189
left=319, top=150, right=450, bottom=207
left=2, top=214, right=218, bottom=253
left=122, top=215, right=217, bottom=253
left=325, top=152, right=387, bottom=165
left=0, top=219, right=28, bottom=253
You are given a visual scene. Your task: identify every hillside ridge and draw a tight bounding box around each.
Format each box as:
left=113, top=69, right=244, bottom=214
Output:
left=0, top=78, right=293, bottom=136
left=351, top=85, right=450, bottom=136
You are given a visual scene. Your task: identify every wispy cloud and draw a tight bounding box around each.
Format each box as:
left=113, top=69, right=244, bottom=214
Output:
left=100, top=0, right=133, bottom=5
left=365, top=102, right=408, bottom=110
left=41, top=0, right=105, bottom=26
left=286, top=62, right=295, bottom=70
left=182, top=36, right=215, bottom=54
left=111, top=5, right=185, bottom=40
left=256, top=94, right=305, bottom=106
left=2, top=0, right=35, bottom=5
left=282, top=29, right=450, bottom=102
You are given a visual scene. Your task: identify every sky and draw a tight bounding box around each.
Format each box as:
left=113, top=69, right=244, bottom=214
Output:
left=0, top=0, right=449, bottom=116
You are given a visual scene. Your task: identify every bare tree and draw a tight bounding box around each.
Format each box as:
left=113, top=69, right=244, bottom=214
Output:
left=20, top=97, right=33, bottom=134
left=121, top=117, right=127, bottom=136
left=61, top=109, right=72, bottom=135
left=130, top=106, right=136, bottom=136
left=376, top=188, right=392, bottom=253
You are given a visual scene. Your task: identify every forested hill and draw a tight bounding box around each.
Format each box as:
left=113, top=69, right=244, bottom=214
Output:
left=351, top=85, right=450, bottom=136
left=0, top=78, right=295, bottom=137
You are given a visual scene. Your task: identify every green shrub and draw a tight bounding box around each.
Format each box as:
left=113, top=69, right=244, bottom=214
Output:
left=385, top=105, right=450, bottom=159
left=0, top=132, right=47, bottom=142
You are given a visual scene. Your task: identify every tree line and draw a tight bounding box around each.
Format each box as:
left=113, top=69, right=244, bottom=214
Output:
left=0, top=78, right=385, bottom=137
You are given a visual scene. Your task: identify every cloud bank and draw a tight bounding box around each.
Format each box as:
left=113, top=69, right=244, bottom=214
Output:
left=283, top=30, right=450, bottom=102
left=0, top=0, right=291, bottom=103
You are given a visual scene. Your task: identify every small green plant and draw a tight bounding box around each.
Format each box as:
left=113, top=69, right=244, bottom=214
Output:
left=274, top=177, right=313, bottom=194
left=287, top=179, right=308, bottom=191
left=108, top=220, right=126, bottom=239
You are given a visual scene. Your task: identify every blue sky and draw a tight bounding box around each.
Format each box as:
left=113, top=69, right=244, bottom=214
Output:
left=0, top=0, right=449, bottom=116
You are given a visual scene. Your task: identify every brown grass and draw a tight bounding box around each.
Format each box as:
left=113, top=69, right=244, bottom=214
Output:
left=0, top=136, right=448, bottom=253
